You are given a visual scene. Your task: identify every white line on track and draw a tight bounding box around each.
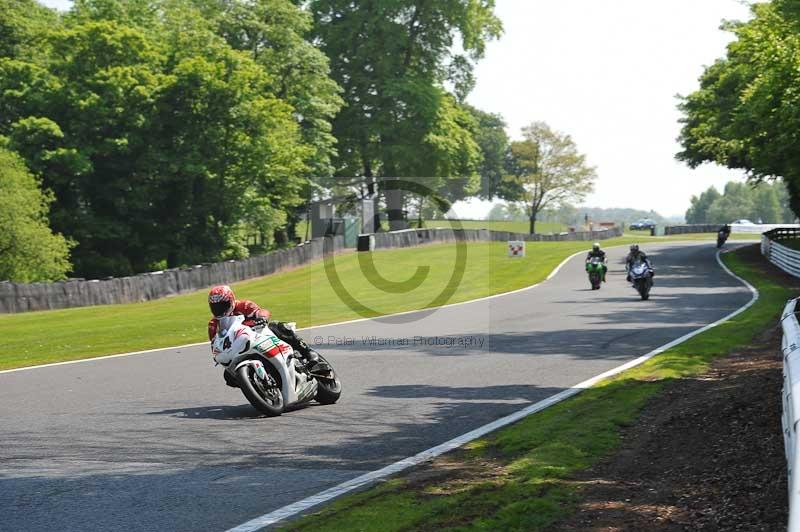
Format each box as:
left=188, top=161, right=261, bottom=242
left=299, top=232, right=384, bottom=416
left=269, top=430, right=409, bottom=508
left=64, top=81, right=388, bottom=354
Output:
left=0, top=248, right=586, bottom=375
left=225, top=249, right=759, bottom=532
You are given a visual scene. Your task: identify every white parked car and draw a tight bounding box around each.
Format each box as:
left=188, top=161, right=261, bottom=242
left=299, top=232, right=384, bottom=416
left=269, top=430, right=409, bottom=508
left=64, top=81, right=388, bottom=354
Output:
left=731, top=219, right=754, bottom=225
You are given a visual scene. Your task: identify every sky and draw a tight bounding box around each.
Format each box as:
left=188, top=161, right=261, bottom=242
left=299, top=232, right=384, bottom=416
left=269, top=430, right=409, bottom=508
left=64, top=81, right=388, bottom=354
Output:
left=463, top=0, right=753, bottom=219
left=39, top=0, right=753, bottom=219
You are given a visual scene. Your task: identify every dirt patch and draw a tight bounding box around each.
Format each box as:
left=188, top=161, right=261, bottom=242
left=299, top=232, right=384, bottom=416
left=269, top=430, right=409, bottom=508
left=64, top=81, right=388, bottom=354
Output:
left=556, top=313, right=788, bottom=531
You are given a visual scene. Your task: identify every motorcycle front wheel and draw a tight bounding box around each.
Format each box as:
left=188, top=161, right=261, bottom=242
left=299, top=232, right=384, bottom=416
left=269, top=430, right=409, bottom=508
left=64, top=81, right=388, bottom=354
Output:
left=636, top=279, right=651, bottom=300
left=237, top=364, right=284, bottom=416
left=312, top=353, right=342, bottom=405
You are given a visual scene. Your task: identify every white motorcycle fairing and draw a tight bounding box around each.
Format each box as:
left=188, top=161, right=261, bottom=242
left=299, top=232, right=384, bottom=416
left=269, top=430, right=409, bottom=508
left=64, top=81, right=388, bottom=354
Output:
left=211, top=315, right=318, bottom=409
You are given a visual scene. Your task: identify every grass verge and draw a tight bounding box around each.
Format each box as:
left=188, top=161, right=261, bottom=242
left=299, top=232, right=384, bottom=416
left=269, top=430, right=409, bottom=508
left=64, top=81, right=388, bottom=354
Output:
left=0, top=232, right=741, bottom=370
left=281, top=245, right=794, bottom=532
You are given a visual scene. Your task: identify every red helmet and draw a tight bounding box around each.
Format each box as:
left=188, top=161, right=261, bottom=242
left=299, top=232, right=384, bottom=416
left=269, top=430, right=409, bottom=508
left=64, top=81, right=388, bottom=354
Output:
left=208, top=285, right=235, bottom=317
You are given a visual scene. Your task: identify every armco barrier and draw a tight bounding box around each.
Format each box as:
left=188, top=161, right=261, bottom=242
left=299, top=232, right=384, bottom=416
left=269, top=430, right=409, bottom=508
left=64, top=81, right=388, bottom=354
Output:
left=762, top=228, right=800, bottom=279
left=781, top=297, right=800, bottom=531
left=0, top=236, right=344, bottom=314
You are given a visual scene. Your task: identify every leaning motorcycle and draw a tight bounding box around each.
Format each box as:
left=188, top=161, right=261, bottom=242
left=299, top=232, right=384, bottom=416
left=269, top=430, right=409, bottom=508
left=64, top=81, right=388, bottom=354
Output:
left=211, top=315, right=342, bottom=416
left=629, top=260, right=654, bottom=300
left=717, top=229, right=728, bottom=248
left=586, top=257, right=604, bottom=290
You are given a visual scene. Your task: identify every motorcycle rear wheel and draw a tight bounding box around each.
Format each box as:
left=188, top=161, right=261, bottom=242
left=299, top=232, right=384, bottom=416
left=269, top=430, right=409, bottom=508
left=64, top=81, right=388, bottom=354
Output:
left=237, top=364, right=284, bottom=416
left=313, top=354, right=342, bottom=405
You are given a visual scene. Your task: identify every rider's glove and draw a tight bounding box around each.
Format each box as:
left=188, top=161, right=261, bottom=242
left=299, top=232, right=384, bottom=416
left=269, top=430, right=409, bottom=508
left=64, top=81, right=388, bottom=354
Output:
left=249, top=317, right=268, bottom=331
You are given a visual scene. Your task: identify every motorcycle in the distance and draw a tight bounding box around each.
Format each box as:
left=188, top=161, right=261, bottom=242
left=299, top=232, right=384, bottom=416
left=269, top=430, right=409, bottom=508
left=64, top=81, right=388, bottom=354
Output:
left=586, top=256, right=604, bottom=290
left=629, top=260, right=654, bottom=300
left=211, top=315, right=341, bottom=416
left=717, top=229, right=729, bottom=248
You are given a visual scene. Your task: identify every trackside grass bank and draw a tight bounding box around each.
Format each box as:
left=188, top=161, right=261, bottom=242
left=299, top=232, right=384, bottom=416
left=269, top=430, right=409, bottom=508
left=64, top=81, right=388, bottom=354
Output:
left=0, top=233, right=744, bottom=370
left=281, top=245, right=793, bottom=532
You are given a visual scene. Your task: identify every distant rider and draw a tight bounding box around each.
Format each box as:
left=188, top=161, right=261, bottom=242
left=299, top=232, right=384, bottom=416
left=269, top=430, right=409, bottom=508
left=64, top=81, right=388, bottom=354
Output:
left=720, top=223, right=731, bottom=237
left=585, top=242, right=607, bottom=282
left=207, top=285, right=320, bottom=385
left=625, top=244, right=652, bottom=282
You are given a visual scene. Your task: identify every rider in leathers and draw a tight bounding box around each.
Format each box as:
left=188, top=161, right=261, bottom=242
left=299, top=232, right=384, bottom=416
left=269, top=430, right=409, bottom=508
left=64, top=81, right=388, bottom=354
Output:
left=585, top=242, right=607, bottom=282
left=625, top=244, right=652, bottom=282
left=207, top=285, right=320, bottom=387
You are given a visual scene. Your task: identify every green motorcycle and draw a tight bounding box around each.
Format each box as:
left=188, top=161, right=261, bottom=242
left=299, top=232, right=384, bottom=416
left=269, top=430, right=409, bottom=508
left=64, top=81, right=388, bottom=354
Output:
left=586, top=257, right=605, bottom=290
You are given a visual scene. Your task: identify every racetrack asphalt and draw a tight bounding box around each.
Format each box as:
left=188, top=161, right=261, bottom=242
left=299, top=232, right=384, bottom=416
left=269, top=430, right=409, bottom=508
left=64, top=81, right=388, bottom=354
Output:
left=0, top=242, right=753, bottom=532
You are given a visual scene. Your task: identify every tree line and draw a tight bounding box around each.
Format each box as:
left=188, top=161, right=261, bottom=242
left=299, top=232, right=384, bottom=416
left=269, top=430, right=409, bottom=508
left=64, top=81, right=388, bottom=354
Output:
left=2, top=0, right=341, bottom=279
left=487, top=204, right=672, bottom=228
left=0, top=0, right=597, bottom=282
left=678, top=0, right=800, bottom=224
left=685, top=181, right=794, bottom=225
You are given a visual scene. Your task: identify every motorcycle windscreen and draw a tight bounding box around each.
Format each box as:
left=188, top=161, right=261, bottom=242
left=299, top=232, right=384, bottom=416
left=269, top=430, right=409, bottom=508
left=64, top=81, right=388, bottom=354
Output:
left=217, top=315, right=245, bottom=336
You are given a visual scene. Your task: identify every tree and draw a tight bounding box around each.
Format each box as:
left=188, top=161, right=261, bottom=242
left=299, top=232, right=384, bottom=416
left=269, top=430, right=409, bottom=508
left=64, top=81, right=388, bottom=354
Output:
left=753, top=183, right=782, bottom=223
left=677, top=1, right=800, bottom=217
left=705, top=182, right=754, bottom=223
left=685, top=180, right=790, bottom=224
left=685, top=186, right=721, bottom=224
left=776, top=180, right=797, bottom=222
left=486, top=202, right=527, bottom=221
left=464, top=104, right=509, bottom=200
left=199, top=0, right=344, bottom=241
left=4, top=19, right=168, bottom=276
left=202, top=0, right=343, bottom=180
left=1, top=1, right=316, bottom=277
left=0, top=0, right=59, bottom=60
left=504, top=122, right=597, bottom=234
left=310, top=0, right=502, bottom=230
left=0, top=147, right=72, bottom=282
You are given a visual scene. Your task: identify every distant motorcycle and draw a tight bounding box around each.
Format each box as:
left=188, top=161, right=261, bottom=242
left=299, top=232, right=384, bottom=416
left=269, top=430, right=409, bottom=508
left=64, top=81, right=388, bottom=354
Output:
left=586, top=257, right=604, bottom=290
left=211, top=315, right=341, bottom=416
left=629, top=260, right=654, bottom=300
left=717, top=229, right=729, bottom=248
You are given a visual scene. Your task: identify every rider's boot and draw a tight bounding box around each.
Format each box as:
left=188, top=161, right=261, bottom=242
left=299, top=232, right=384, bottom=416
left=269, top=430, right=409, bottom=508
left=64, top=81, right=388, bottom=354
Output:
left=296, top=338, right=321, bottom=366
